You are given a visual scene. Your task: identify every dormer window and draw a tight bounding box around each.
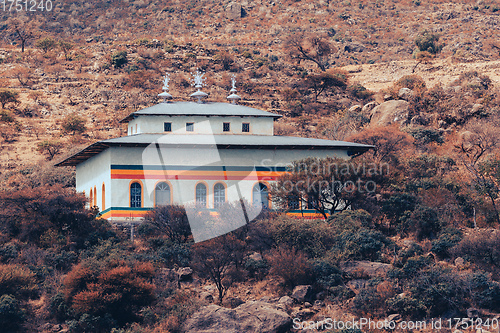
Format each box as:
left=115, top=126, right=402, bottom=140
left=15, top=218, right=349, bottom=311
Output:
left=242, top=123, right=250, bottom=133
left=164, top=122, right=172, bottom=132
left=223, top=122, right=230, bottom=132
left=186, top=122, right=194, bottom=132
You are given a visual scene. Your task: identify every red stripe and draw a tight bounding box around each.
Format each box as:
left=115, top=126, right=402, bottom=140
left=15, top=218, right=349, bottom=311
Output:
left=111, top=174, right=278, bottom=180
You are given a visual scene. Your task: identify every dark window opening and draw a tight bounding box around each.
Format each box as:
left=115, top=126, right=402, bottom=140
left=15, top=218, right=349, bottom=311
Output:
left=186, top=122, right=194, bottom=132
left=242, top=123, right=250, bottom=132
left=164, top=122, right=172, bottom=132
left=223, top=122, right=230, bottom=132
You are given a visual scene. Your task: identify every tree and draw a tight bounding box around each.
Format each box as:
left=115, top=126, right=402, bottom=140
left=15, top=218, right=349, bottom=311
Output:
left=37, top=140, right=63, bottom=160
left=142, top=205, right=192, bottom=243
left=35, top=37, right=57, bottom=53
left=286, top=33, right=333, bottom=71
left=415, top=30, right=444, bottom=55
left=0, top=89, right=20, bottom=109
left=304, top=70, right=347, bottom=101
left=8, top=18, right=37, bottom=53
left=61, top=113, right=86, bottom=135
left=192, top=234, right=245, bottom=305
left=271, top=157, right=381, bottom=219
left=59, top=40, right=74, bottom=60
left=111, top=51, right=128, bottom=68
left=12, top=66, right=37, bottom=88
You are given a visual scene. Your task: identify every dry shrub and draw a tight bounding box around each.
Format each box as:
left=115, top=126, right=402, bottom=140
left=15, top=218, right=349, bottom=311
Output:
left=273, top=121, right=295, bottom=136
left=266, top=245, right=314, bottom=288
left=451, top=229, right=500, bottom=275
left=0, top=264, right=37, bottom=299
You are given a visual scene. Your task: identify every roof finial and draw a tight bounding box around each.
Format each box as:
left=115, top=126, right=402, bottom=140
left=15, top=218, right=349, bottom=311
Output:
left=189, top=70, right=208, bottom=103
left=158, top=72, right=172, bottom=102
left=227, top=74, right=241, bottom=104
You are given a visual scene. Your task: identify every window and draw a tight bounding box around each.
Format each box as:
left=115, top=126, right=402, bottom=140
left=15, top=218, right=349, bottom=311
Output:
left=130, top=182, right=142, bottom=208
left=252, top=183, right=269, bottom=209
left=223, top=122, right=230, bottom=132
left=155, top=182, right=170, bottom=206
left=242, top=123, right=250, bottom=132
left=214, top=183, right=226, bottom=208
left=164, top=122, right=172, bottom=132
left=196, top=183, right=207, bottom=207
left=186, top=122, right=194, bottom=132
left=287, top=193, right=300, bottom=210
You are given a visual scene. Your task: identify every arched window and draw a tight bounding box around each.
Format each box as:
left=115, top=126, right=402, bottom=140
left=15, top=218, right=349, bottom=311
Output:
left=253, top=183, right=269, bottom=209
left=102, top=183, right=105, bottom=210
left=155, top=182, right=171, bottom=206
left=196, top=183, right=207, bottom=207
left=130, top=182, right=142, bottom=208
left=214, top=183, right=226, bottom=208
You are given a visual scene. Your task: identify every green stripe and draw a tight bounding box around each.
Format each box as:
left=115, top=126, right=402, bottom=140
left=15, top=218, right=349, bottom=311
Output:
left=111, top=164, right=289, bottom=172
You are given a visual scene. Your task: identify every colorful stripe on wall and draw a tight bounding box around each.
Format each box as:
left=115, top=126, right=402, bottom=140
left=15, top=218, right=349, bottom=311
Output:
left=110, top=165, right=288, bottom=181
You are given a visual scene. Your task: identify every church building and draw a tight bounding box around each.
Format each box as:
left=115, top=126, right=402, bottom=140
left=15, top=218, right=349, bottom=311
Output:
left=56, top=73, right=372, bottom=223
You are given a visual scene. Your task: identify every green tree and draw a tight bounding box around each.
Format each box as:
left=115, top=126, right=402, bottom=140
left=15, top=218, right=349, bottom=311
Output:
left=305, top=70, right=347, bottom=101
left=37, top=140, right=63, bottom=160
left=111, top=51, right=128, bottom=68
left=59, top=40, right=74, bottom=60
left=35, top=37, right=57, bottom=53
left=0, top=89, right=20, bottom=109
left=415, top=30, right=444, bottom=55
left=61, top=113, right=86, bottom=135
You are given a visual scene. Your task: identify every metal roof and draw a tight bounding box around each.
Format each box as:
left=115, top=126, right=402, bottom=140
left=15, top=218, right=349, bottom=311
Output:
left=120, top=102, right=282, bottom=123
left=55, top=134, right=374, bottom=167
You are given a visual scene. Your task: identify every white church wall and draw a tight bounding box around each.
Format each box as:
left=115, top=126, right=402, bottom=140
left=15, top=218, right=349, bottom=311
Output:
left=76, top=149, right=111, bottom=212
left=127, top=115, right=273, bottom=135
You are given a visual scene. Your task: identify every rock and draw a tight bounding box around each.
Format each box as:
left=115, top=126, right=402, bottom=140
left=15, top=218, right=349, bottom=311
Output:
left=341, top=261, right=392, bottom=278
left=471, top=103, right=484, bottom=115
left=454, top=257, right=465, bottom=267
left=344, top=43, right=365, bottom=53
left=291, top=285, right=313, bottom=303
left=249, top=252, right=263, bottom=261
left=199, top=292, right=214, bottom=304
left=278, top=296, right=294, bottom=307
left=226, top=297, right=245, bottom=309
left=291, top=308, right=317, bottom=320
left=226, top=2, right=242, bottom=20
left=410, top=114, right=430, bottom=126
left=304, top=302, right=312, bottom=308
left=387, top=314, right=402, bottom=322
left=177, top=267, right=193, bottom=281
left=346, top=279, right=367, bottom=293
left=362, top=101, right=378, bottom=114
left=313, top=300, right=323, bottom=308
left=369, top=100, right=409, bottom=126
left=183, top=301, right=291, bottom=333
left=398, top=88, right=414, bottom=100
left=349, top=105, right=362, bottom=112
left=467, top=308, right=480, bottom=318
left=259, top=296, right=271, bottom=303
left=383, top=94, right=393, bottom=101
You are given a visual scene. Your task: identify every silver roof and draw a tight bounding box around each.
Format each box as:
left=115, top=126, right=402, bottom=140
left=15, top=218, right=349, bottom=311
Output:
left=120, top=102, right=281, bottom=123
left=56, top=134, right=374, bottom=166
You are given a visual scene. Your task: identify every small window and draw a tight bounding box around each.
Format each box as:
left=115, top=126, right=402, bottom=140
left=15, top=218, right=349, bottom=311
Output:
left=164, top=122, right=172, bottom=132
left=186, top=122, right=194, bottom=132
left=223, top=122, right=230, bottom=132
left=242, top=123, right=250, bottom=132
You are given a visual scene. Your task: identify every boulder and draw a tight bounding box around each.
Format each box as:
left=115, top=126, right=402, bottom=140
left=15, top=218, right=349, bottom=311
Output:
left=177, top=267, right=193, bottom=282
left=362, top=101, right=378, bottom=114
left=249, top=252, right=263, bottom=261
left=199, top=292, right=214, bottom=304
left=398, top=88, right=414, bottom=100
left=291, top=285, right=313, bottom=303
left=369, top=100, right=409, bottom=126
left=387, top=313, right=402, bottom=322
left=344, top=43, right=365, bottom=53
left=278, top=296, right=294, bottom=307
left=349, top=105, right=362, bottom=113
left=467, top=308, right=480, bottom=318
left=183, top=301, right=291, bottom=333
left=226, top=2, right=242, bottom=20
left=454, top=257, right=465, bottom=267
left=226, top=297, right=245, bottom=309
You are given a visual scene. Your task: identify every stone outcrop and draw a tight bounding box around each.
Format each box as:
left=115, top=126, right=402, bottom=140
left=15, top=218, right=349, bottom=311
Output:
left=369, top=100, right=409, bottom=126
left=291, top=285, right=313, bottom=303
left=226, top=2, right=242, bottom=20
left=183, top=301, right=291, bottom=333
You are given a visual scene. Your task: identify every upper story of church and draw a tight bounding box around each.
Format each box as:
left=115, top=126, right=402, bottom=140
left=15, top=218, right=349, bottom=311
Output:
left=121, top=101, right=281, bottom=136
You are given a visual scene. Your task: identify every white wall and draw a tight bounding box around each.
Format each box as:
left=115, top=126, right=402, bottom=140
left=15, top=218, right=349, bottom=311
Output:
left=76, top=149, right=111, bottom=212
left=128, top=115, right=274, bottom=136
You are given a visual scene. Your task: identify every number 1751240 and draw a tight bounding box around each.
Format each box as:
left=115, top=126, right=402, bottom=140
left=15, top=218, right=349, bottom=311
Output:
left=2, top=0, right=53, bottom=12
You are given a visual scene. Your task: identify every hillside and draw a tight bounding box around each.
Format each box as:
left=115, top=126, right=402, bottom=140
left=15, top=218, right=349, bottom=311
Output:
left=1, top=1, right=500, bottom=332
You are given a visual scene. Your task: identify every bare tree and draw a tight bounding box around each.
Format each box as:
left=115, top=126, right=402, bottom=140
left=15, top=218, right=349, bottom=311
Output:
left=285, top=33, right=333, bottom=71
left=8, top=18, right=38, bottom=53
